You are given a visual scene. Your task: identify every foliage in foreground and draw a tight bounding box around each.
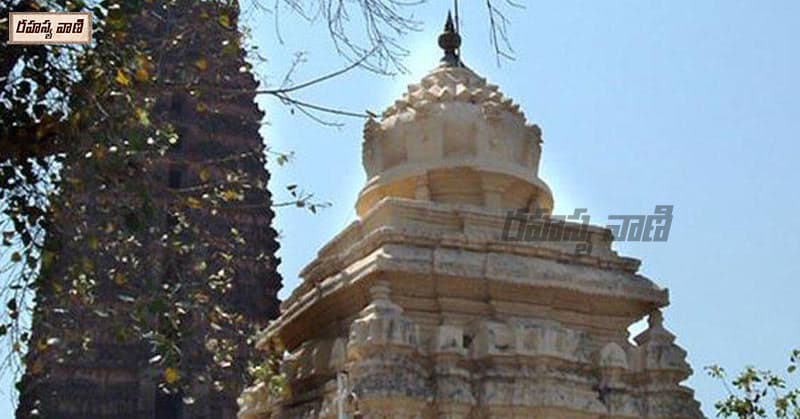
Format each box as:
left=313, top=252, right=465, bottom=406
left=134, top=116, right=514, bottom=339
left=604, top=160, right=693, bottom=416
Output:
left=707, top=349, right=800, bottom=418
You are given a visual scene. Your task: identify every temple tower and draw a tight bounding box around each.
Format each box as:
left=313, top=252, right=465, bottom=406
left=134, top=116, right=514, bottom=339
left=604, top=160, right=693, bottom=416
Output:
left=18, top=2, right=282, bottom=418
left=239, top=15, right=702, bottom=419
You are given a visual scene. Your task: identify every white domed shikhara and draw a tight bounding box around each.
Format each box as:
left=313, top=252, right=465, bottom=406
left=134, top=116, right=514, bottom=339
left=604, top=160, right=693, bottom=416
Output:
left=357, top=46, right=553, bottom=216
left=239, top=13, right=703, bottom=419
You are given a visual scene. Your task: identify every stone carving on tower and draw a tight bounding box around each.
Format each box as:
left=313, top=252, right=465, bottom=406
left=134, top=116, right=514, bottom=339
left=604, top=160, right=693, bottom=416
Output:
left=239, top=13, right=703, bottom=419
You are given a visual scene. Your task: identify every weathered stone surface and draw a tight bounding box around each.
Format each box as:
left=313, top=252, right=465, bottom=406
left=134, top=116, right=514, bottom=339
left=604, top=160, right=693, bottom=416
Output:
left=240, top=23, right=702, bottom=419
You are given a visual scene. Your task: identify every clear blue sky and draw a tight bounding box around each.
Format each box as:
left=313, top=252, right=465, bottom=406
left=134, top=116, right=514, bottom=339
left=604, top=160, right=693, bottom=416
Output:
left=3, top=1, right=799, bottom=417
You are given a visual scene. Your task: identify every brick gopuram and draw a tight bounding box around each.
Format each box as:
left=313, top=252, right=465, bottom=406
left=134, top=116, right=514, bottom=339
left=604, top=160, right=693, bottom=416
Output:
left=18, top=3, right=282, bottom=418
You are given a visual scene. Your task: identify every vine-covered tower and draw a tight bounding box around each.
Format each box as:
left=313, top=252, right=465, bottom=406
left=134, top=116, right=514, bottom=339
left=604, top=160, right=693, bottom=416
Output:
left=18, top=2, right=282, bottom=418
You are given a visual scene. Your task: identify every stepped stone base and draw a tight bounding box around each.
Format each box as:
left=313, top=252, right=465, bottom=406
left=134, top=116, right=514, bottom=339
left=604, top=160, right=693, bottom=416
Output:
left=238, top=199, right=703, bottom=419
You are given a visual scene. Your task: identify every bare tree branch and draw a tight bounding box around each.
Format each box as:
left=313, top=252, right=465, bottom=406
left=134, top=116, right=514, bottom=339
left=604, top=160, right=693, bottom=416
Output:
left=486, top=0, right=524, bottom=66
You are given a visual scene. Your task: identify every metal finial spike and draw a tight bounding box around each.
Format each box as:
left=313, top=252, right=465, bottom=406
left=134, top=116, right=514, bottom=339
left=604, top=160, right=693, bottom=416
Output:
left=438, top=11, right=462, bottom=67
left=445, top=11, right=456, bottom=33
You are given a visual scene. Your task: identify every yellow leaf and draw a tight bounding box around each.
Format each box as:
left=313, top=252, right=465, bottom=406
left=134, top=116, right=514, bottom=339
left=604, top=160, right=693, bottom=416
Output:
left=114, top=272, right=127, bottom=285
left=135, top=66, right=150, bottom=82
left=222, top=189, right=241, bottom=202
left=218, top=14, right=231, bottom=28
left=135, top=108, right=151, bottom=126
left=87, top=235, right=99, bottom=250
left=194, top=58, right=208, bottom=71
left=164, top=367, right=180, bottom=384
left=199, top=167, right=211, bottom=182
left=115, top=69, right=130, bottom=86
left=135, top=55, right=153, bottom=82
left=186, top=197, right=203, bottom=208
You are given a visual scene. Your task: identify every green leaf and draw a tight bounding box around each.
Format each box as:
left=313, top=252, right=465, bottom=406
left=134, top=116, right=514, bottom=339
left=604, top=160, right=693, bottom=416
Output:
left=135, top=108, right=151, bottom=126
left=148, top=298, right=168, bottom=314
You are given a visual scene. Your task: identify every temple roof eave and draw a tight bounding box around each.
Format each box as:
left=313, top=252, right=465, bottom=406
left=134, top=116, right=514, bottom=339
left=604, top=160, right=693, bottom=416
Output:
left=259, top=244, right=668, bottom=350
left=260, top=198, right=669, bottom=350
